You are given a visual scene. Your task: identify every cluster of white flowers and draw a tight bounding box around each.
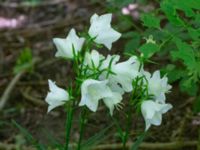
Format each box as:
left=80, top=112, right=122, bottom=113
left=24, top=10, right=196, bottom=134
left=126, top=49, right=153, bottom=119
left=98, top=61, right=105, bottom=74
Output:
left=79, top=53, right=140, bottom=115
left=141, top=71, right=172, bottom=130
left=45, top=13, right=172, bottom=131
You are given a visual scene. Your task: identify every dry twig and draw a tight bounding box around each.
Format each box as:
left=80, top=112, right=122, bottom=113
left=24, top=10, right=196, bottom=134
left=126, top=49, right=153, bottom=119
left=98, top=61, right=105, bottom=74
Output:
left=0, top=71, right=24, bottom=110
left=21, top=87, right=46, bottom=106
left=0, top=17, right=85, bottom=39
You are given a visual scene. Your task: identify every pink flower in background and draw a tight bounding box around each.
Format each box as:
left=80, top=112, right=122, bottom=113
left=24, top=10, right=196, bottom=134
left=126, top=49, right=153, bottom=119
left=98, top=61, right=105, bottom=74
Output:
left=0, top=15, right=26, bottom=29
left=121, top=3, right=139, bottom=20
left=121, top=3, right=154, bottom=20
left=128, top=4, right=138, bottom=10
left=122, top=7, right=130, bottom=15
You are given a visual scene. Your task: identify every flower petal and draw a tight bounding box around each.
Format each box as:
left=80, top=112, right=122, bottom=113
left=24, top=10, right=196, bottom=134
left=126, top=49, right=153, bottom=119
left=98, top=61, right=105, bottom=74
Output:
left=89, top=13, right=121, bottom=50
left=103, top=92, right=122, bottom=115
left=141, top=100, right=172, bottom=131
left=53, top=28, right=85, bottom=59
left=79, top=79, right=112, bottom=112
left=45, top=80, right=69, bottom=112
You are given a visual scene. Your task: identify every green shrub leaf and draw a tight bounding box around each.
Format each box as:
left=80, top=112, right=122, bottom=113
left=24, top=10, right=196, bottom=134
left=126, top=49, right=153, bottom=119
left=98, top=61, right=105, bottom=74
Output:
left=141, top=14, right=160, bottom=29
left=139, top=43, right=160, bottom=59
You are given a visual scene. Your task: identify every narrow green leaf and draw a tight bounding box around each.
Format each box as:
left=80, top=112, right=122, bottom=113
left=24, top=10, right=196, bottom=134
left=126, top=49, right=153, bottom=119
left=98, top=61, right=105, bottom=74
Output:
left=131, top=132, right=147, bottom=150
left=12, top=120, right=46, bottom=150
left=81, top=123, right=113, bottom=150
left=41, top=129, right=64, bottom=150
left=13, top=48, right=34, bottom=74
left=12, top=120, right=34, bottom=142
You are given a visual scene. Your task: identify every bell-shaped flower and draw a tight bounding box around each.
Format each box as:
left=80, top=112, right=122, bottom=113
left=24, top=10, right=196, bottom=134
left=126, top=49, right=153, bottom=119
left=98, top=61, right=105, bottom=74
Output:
left=111, top=56, right=140, bottom=92
left=141, top=100, right=172, bottom=131
left=100, top=54, right=120, bottom=70
left=84, top=50, right=105, bottom=69
left=103, top=82, right=123, bottom=115
left=79, top=79, right=113, bottom=112
left=53, top=28, right=85, bottom=59
left=45, top=80, right=69, bottom=112
left=144, top=70, right=172, bottom=103
left=88, top=13, right=121, bottom=50
left=103, top=93, right=122, bottom=116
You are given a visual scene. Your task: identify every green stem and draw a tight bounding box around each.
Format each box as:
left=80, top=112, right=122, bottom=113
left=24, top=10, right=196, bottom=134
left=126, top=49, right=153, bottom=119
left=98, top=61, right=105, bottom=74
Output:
left=77, top=108, right=87, bottom=150
left=122, top=106, right=132, bottom=150
left=65, top=105, right=74, bottom=150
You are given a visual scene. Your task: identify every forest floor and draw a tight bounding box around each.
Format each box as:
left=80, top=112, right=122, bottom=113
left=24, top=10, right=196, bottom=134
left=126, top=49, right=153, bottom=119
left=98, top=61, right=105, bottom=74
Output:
left=0, top=0, right=199, bottom=150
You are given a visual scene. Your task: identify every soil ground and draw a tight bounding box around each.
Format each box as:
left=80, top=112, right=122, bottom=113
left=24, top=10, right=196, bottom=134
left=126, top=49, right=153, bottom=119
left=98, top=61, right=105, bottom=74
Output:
left=0, top=0, right=199, bottom=150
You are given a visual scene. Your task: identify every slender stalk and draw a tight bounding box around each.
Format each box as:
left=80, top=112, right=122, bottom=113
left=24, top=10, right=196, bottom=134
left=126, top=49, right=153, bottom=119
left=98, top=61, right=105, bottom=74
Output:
left=77, top=108, right=87, bottom=150
left=122, top=106, right=132, bottom=150
left=65, top=105, right=74, bottom=150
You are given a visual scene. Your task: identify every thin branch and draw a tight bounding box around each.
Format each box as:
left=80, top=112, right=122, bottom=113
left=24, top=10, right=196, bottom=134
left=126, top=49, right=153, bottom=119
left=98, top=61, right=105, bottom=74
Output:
left=0, top=58, right=39, bottom=110
left=21, top=87, right=46, bottom=106
left=0, top=17, right=84, bottom=39
left=0, top=71, right=24, bottom=110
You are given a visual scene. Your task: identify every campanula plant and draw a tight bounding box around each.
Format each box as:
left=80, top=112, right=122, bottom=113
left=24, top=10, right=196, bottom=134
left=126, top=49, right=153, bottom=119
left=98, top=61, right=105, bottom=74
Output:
left=45, top=13, right=172, bottom=150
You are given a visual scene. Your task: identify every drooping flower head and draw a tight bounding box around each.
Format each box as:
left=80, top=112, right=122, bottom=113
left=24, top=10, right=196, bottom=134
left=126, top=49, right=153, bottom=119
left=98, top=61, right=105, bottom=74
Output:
left=89, top=13, right=121, bottom=50
left=103, top=85, right=123, bottom=116
left=45, top=80, right=69, bottom=112
left=53, top=28, right=85, bottom=59
left=141, top=100, right=172, bottom=131
left=110, top=56, right=140, bottom=92
left=79, top=79, right=124, bottom=116
left=79, top=79, right=112, bottom=112
left=144, top=70, right=172, bottom=103
left=100, top=55, right=140, bottom=93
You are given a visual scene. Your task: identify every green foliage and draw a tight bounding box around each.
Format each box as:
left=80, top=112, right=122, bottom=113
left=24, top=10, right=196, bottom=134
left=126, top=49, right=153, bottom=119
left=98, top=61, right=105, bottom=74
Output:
left=171, top=38, right=196, bottom=68
left=111, top=0, right=200, bottom=110
left=123, top=32, right=141, bottom=54
left=160, top=0, right=200, bottom=97
left=139, top=43, right=160, bottom=59
left=141, top=14, right=160, bottom=29
left=188, top=28, right=200, bottom=40
left=163, top=64, right=185, bottom=83
left=160, top=0, right=185, bottom=26
left=13, top=48, right=34, bottom=74
left=146, top=1, right=199, bottom=97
